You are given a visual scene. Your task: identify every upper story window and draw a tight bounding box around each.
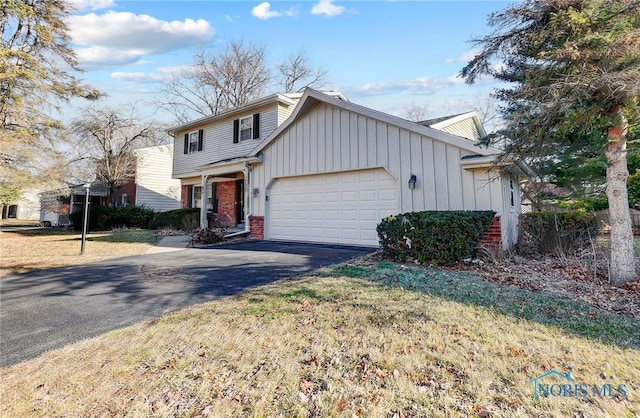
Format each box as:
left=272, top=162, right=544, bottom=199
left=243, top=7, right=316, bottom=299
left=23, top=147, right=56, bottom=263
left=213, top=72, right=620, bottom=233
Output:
left=240, top=116, right=253, bottom=141
left=183, top=129, right=203, bottom=154
left=233, top=113, right=260, bottom=143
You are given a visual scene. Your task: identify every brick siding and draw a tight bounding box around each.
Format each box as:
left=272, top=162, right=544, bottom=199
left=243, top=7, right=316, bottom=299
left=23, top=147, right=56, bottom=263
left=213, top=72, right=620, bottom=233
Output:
left=480, top=216, right=502, bottom=251
left=181, top=185, right=190, bottom=208
left=216, top=180, right=238, bottom=226
left=249, top=215, right=264, bottom=240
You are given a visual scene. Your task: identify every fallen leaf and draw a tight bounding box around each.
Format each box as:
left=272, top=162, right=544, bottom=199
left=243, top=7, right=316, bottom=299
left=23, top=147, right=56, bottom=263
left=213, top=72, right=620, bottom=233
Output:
left=337, top=393, right=347, bottom=411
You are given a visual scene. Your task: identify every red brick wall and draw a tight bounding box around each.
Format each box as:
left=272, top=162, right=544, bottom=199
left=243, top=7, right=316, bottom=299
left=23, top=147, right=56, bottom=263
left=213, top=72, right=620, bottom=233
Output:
left=119, top=180, right=136, bottom=206
left=216, top=181, right=238, bottom=226
left=249, top=215, right=264, bottom=240
left=480, top=216, right=502, bottom=251
left=181, top=185, right=190, bottom=208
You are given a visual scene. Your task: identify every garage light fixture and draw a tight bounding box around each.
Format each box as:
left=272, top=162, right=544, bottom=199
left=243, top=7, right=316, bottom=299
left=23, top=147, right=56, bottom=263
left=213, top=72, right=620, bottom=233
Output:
left=408, top=174, right=417, bottom=189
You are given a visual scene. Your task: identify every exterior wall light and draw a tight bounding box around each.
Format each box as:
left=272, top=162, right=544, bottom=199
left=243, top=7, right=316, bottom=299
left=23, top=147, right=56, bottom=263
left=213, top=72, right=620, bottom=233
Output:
left=408, top=174, right=417, bottom=189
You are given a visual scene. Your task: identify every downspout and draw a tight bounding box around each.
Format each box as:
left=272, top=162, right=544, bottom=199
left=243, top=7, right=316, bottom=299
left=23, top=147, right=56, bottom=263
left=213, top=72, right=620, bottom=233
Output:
left=225, top=162, right=252, bottom=237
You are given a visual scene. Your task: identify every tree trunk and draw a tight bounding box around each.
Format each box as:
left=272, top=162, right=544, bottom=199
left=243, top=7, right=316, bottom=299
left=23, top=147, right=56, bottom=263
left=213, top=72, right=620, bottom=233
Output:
left=605, top=107, right=636, bottom=284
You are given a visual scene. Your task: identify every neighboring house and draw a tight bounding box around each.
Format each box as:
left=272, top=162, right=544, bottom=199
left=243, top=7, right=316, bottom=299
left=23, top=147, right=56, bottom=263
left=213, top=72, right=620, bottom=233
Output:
left=39, top=145, right=181, bottom=226
left=1, top=188, right=41, bottom=221
left=169, top=89, right=524, bottom=248
left=132, top=144, right=182, bottom=212
left=420, top=111, right=487, bottom=142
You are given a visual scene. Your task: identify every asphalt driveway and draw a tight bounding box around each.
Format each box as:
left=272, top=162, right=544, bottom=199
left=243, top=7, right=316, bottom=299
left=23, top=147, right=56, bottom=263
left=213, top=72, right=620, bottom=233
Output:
left=0, top=241, right=373, bottom=367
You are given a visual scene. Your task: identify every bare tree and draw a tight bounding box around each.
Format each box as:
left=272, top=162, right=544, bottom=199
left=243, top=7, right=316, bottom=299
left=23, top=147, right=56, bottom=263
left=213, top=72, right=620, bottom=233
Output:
left=157, top=43, right=330, bottom=123
left=402, top=103, right=432, bottom=122
left=276, top=50, right=328, bottom=92
left=71, top=106, right=164, bottom=203
left=157, top=40, right=271, bottom=123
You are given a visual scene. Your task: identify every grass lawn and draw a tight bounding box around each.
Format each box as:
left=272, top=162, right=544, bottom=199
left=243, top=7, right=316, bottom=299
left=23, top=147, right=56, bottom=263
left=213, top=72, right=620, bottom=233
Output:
left=1, top=261, right=638, bottom=417
left=0, top=228, right=158, bottom=275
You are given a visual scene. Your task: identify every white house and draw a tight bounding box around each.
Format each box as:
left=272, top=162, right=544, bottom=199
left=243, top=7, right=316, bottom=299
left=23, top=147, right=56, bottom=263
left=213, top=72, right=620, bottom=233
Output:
left=38, top=144, right=181, bottom=226
left=133, top=144, right=181, bottom=212
left=169, top=89, right=523, bottom=249
left=1, top=188, right=41, bottom=221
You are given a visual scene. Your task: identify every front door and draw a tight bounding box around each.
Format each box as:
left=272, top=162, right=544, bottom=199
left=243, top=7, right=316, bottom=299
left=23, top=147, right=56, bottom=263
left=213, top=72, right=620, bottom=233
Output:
left=235, top=179, right=244, bottom=225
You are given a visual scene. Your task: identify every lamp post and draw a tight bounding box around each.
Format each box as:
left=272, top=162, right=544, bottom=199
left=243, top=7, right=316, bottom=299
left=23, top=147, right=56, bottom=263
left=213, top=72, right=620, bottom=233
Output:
left=80, top=184, right=90, bottom=255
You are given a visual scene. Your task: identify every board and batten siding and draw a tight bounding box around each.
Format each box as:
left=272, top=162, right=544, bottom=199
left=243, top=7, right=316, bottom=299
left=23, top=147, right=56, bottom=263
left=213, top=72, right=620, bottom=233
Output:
left=251, top=102, right=506, bottom=219
left=134, top=145, right=182, bottom=212
left=172, top=105, right=280, bottom=177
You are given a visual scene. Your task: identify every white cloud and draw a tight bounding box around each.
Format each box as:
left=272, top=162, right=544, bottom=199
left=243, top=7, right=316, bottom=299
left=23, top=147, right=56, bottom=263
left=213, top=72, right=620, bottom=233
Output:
left=68, top=11, right=213, bottom=68
left=252, top=2, right=282, bottom=20
left=67, top=0, right=114, bottom=12
left=360, top=76, right=438, bottom=96
left=310, top=0, right=345, bottom=17
left=284, top=7, right=299, bottom=17
left=354, top=74, right=466, bottom=96
left=110, top=65, right=196, bottom=83
left=445, top=49, right=480, bottom=63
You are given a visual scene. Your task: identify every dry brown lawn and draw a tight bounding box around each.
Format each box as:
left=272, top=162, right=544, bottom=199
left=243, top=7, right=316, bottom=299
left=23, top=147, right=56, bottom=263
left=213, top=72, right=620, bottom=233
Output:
left=1, top=228, right=638, bottom=416
left=0, top=228, right=157, bottom=275
left=1, top=262, right=638, bottom=417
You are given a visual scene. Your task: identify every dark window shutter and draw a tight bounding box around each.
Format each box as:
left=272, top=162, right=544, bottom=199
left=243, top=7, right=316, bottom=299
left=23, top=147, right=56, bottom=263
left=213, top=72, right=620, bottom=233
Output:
left=233, top=119, right=239, bottom=144
left=253, top=113, right=260, bottom=139
left=183, top=133, right=188, bottom=154
left=187, top=185, right=193, bottom=208
left=198, top=129, right=204, bottom=151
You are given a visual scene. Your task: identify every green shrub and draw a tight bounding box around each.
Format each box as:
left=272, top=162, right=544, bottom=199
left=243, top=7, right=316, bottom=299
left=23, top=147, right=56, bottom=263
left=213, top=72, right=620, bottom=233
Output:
left=556, top=195, right=609, bottom=212
left=148, top=208, right=201, bottom=230
left=518, top=211, right=601, bottom=255
left=377, top=210, right=496, bottom=266
left=69, top=205, right=156, bottom=231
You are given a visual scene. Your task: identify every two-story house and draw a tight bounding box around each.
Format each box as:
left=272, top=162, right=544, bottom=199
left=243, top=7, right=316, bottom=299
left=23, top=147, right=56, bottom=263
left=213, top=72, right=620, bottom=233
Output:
left=170, top=89, right=525, bottom=249
left=169, top=91, right=347, bottom=231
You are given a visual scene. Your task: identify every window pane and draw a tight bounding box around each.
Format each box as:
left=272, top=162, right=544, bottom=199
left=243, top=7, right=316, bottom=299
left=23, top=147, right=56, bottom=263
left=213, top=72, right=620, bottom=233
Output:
left=193, top=186, right=202, bottom=208
left=189, top=132, right=199, bottom=153
left=240, top=116, right=252, bottom=141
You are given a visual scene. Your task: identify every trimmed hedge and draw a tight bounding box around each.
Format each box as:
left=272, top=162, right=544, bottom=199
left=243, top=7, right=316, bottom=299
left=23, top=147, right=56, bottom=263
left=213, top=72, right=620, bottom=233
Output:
left=377, top=210, right=496, bottom=265
left=70, top=206, right=156, bottom=231
left=148, top=208, right=200, bottom=231
left=518, top=211, right=601, bottom=255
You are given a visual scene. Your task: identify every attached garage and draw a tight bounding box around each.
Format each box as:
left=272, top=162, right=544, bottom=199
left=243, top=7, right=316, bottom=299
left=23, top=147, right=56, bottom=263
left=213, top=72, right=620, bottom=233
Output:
left=248, top=90, right=522, bottom=250
left=268, top=169, right=398, bottom=246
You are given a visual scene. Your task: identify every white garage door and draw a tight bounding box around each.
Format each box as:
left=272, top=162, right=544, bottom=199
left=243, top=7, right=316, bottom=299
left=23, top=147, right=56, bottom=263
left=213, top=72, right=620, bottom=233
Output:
left=268, top=169, right=398, bottom=246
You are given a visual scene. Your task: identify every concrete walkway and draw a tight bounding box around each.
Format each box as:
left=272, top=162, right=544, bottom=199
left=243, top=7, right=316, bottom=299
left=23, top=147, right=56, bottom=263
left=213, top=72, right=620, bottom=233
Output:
left=146, top=234, right=191, bottom=254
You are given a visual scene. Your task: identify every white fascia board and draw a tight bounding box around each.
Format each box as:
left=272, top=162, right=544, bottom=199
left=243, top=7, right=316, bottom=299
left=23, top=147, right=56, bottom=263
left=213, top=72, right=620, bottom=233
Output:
left=166, top=94, right=298, bottom=136
left=250, top=89, right=501, bottom=157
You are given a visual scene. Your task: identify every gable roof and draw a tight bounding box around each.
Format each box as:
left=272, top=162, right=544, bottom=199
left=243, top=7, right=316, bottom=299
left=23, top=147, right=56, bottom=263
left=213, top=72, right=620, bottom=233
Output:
left=250, top=89, right=502, bottom=157
left=166, top=93, right=298, bottom=135
left=424, top=111, right=488, bottom=139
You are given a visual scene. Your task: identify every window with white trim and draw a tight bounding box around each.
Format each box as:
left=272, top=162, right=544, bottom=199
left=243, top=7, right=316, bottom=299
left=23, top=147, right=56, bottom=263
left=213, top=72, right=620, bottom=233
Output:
left=240, top=116, right=253, bottom=141
left=192, top=185, right=202, bottom=208
left=188, top=131, right=199, bottom=153
left=233, top=113, right=260, bottom=143
left=509, top=179, right=515, bottom=209
left=183, top=129, right=203, bottom=154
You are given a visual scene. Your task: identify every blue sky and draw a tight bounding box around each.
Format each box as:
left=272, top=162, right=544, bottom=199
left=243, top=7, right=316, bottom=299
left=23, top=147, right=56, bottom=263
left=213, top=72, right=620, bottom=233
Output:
left=66, top=0, right=511, bottom=122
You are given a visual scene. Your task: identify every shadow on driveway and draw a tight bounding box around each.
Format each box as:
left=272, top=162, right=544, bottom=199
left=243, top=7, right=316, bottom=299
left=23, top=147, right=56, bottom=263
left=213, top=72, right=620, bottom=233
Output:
left=0, top=241, right=374, bottom=367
